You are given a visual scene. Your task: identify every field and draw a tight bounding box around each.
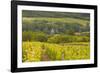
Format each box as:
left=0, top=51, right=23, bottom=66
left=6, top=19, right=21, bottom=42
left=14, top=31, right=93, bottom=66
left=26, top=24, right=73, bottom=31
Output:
left=22, top=42, right=90, bottom=62
left=22, top=10, right=90, bottom=62
left=23, top=17, right=89, bottom=26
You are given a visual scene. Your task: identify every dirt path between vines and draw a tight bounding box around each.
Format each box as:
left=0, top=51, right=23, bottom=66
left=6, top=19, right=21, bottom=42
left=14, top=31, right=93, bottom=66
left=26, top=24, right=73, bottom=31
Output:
left=41, top=54, right=50, bottom=61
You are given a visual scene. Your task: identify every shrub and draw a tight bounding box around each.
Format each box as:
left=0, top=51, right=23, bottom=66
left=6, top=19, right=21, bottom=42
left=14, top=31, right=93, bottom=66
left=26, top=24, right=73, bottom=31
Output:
left=32, top=32, right=48, bottom=42
left=22, top=31, right=34, bottom=41
left=47, top=34, right=90, bottom=43
left=22, top=31, right=48, bottom=42
left=47, top=34, right=73, bottom=43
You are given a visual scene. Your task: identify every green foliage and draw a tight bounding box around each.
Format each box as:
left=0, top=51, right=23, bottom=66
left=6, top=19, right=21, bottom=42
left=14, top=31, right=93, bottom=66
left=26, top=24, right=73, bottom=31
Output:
left=22, top=31, right=48, bottom=42
left=22, top=42, right=43, bottom=62
left=47, top=34, right=73, bottom=43
left=32, top=32, right=48, bottom=42
left=22, top=10, right=90, bottom=62
left=65, top=29, right=75, bottom=35
left=22, top=17, right=89, bottom=34
left=64, top=45, right=90, bottom=60
left=22, top=31, right=89, bottom=43
left=81, top=32, right=90, bottom=36
left=45, top=44, right=63, bottom=60
left=22, top=10, right=90, bottom=20
left=47, top=34, right=89, bottom=44
left=22, top=31, right=33, bottom=41
left=22, top=42, right=90, bottom=62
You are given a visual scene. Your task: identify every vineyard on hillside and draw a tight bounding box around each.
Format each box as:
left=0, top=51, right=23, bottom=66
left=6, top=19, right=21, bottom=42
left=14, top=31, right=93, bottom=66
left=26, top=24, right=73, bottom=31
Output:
left=22, top=42, right=90, bottom=62
left=22, top=10, right=90, bottom=62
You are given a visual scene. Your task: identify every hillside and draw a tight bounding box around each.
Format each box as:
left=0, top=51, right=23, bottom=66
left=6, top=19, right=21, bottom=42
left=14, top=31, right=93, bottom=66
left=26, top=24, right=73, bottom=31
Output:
left=22, top=10, right=90, bottom=35
left=22, top=10, right=90, bottom=20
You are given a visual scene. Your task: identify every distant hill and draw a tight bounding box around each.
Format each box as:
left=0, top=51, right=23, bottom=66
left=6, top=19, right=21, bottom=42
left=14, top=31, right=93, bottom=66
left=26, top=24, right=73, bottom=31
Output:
left=22, top=10, right=90, bottom=20
left=22, top=10, right=90, bottom=34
